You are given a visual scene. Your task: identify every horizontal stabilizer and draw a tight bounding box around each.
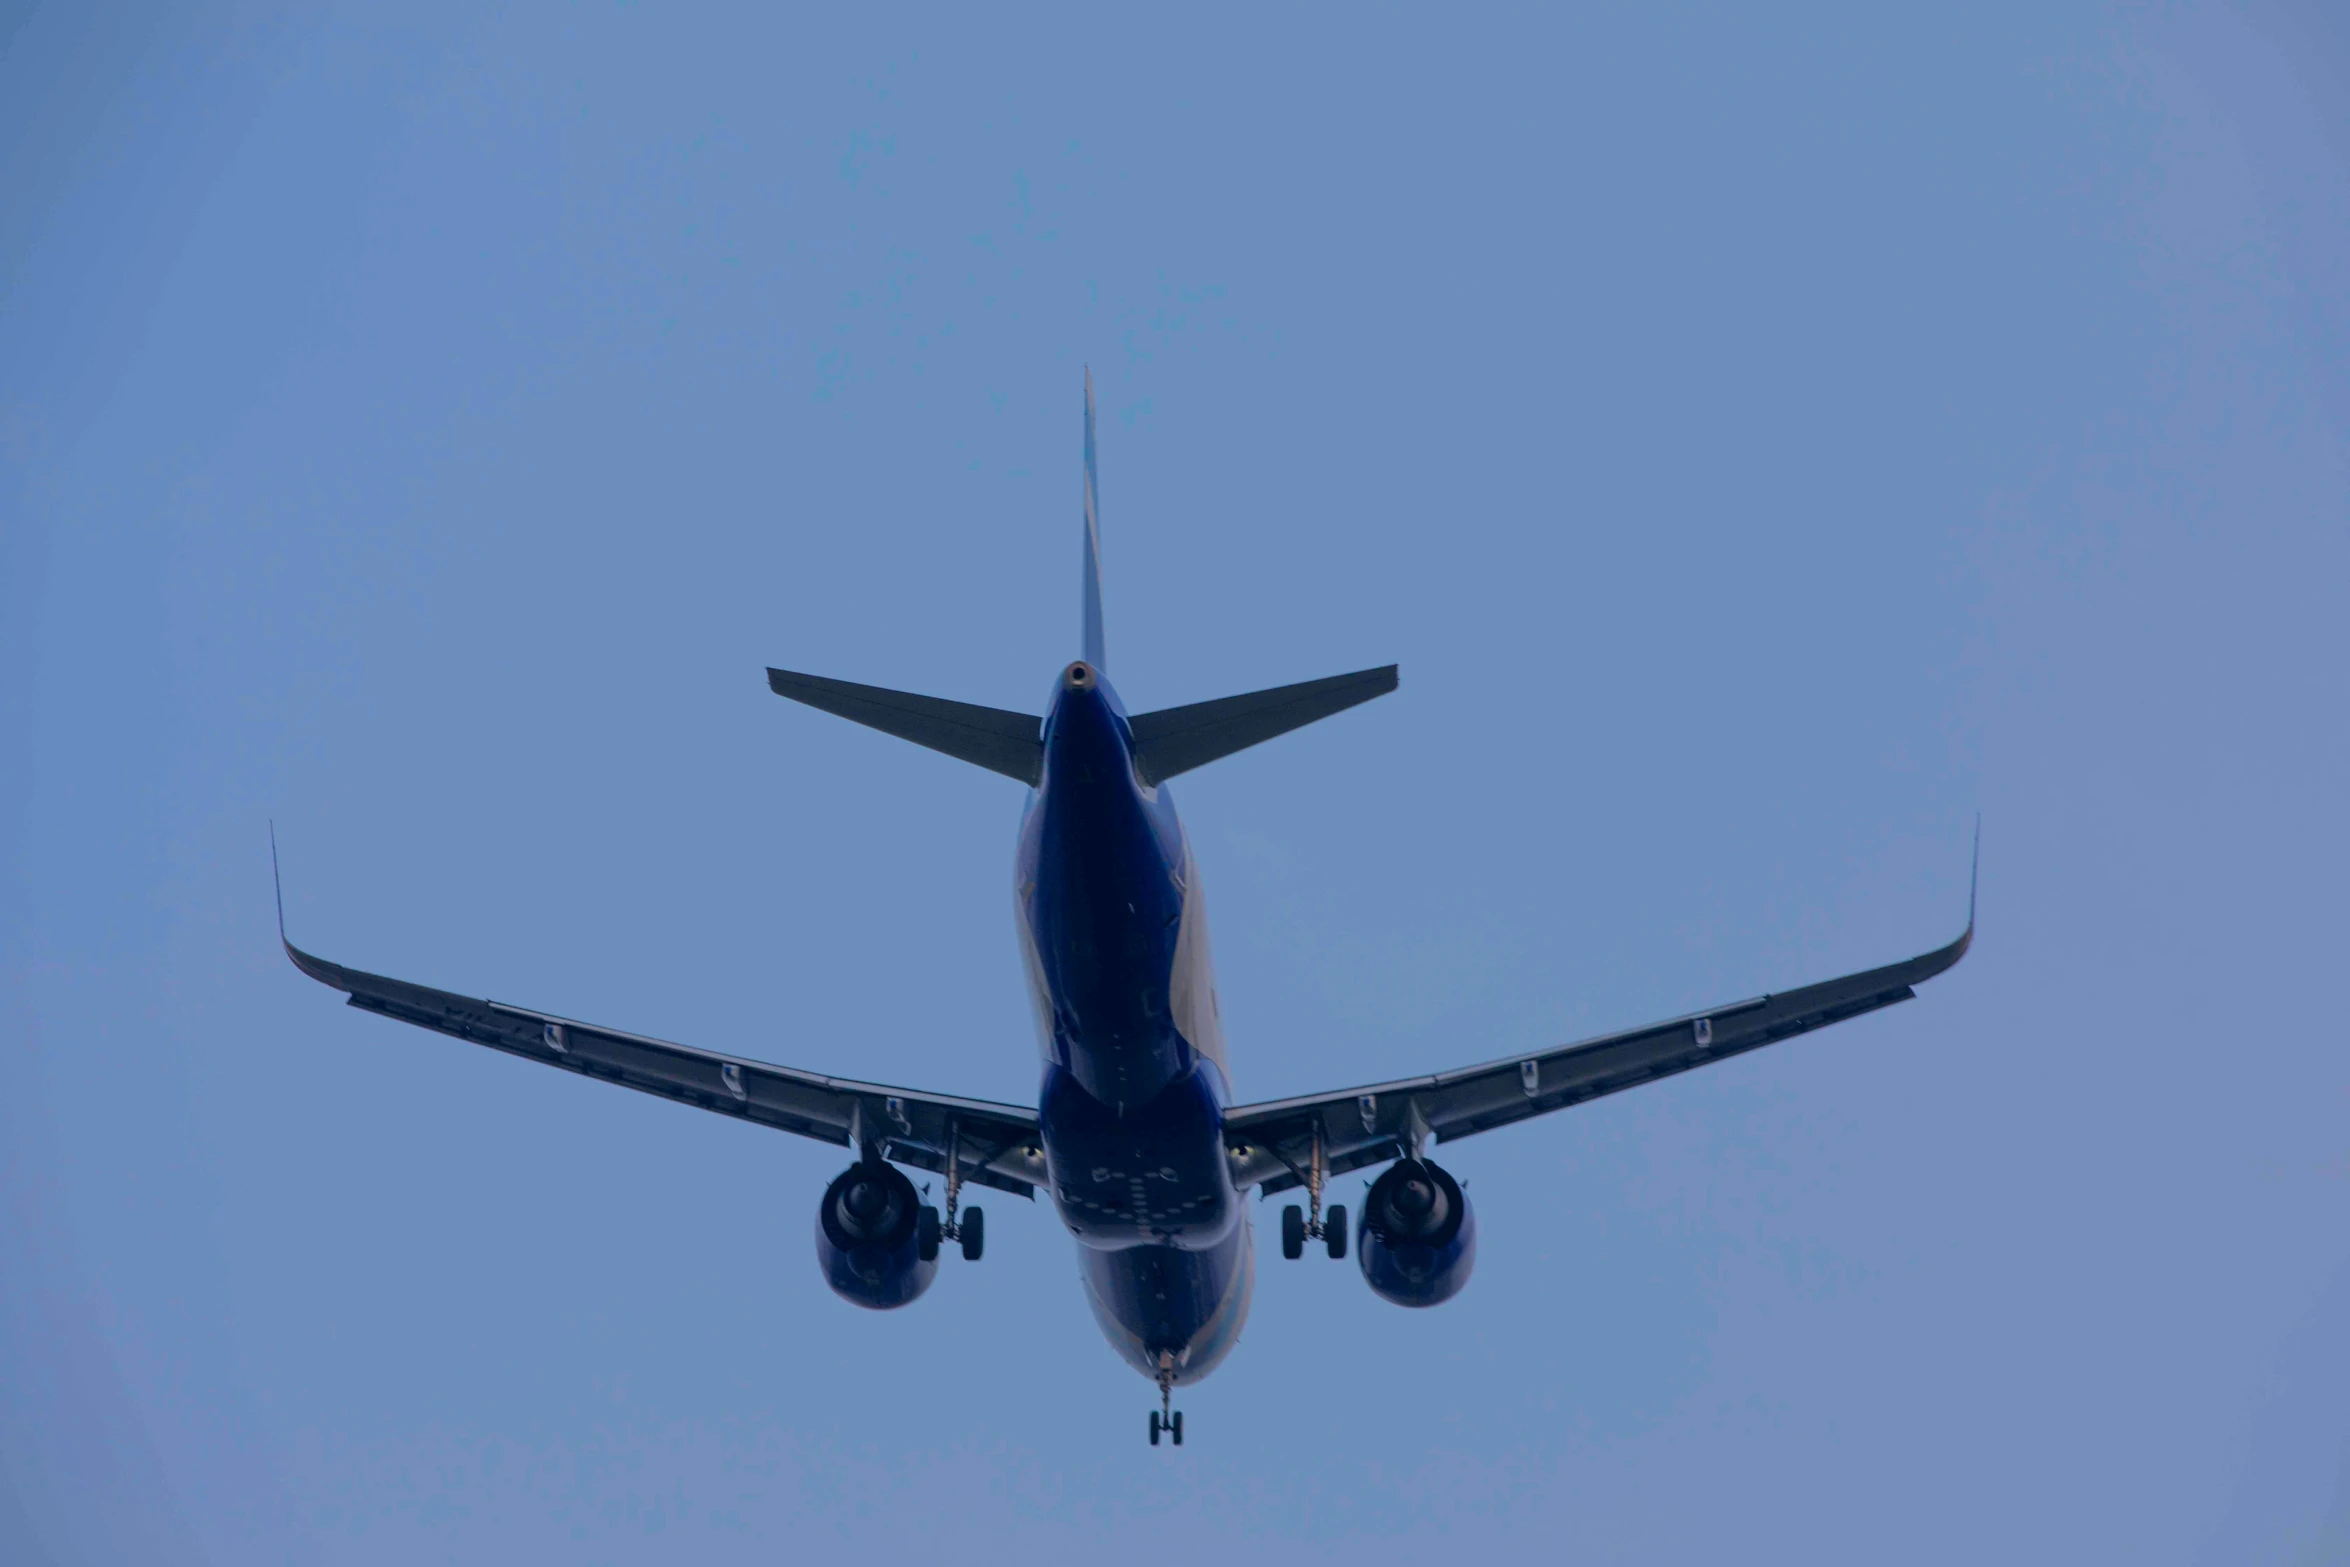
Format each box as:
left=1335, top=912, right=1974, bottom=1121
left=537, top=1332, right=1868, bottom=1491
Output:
left=1129, top=665, right=1398, bottom=785
left=767, top=668, right=1044, bottom=785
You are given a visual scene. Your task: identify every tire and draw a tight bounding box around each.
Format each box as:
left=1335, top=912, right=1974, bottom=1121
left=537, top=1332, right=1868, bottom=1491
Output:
left=1149, top=1412, right=1162, bottom=1447
left=1171, top=1411, right=1184, bottom=1446
left=916, top=1205, right=941, bottom=1263
left=959, top=1206, right=985, bottom=1262
left=1280, top=1204, right=1305, bottom=1260
left=1325, top=1204, right=1348, bottom=1260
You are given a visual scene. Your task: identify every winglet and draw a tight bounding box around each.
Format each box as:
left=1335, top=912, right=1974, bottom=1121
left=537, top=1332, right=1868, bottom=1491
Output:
left=270, top=820, right=287, bottom=947
left=1883, top=818, right=1979, bottom=986
left=271, top=824, right=355, bottom=993
left=1968, top=814, right=1980, bottom=936
left=1912, top=816, right=1979, bottom=981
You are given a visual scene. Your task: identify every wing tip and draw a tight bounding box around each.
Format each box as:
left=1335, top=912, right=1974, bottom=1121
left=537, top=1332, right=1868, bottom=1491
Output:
left=1914, top=819, right=1979, bottom=981
left=1968, top=814, right=1980, bottom=936
left=269, top=820, right=285, bottom=945
left=270, top=824, right=353, bottom=994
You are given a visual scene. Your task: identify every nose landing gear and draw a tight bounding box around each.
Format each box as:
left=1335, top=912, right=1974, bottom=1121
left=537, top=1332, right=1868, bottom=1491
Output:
left=1147, top=1355, right=1184, bottom=1447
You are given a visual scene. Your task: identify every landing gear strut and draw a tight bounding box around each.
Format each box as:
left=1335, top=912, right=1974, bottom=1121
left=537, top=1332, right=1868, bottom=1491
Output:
left=941, top=1123, right=985, bottom=1262
left=1280, top=1128, right=1348, bottom=1261
left=1147, top=1354, right=1184, bottom=1447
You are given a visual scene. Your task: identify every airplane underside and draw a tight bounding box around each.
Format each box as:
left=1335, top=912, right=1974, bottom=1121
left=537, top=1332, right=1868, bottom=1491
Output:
left=276, top=370, right=1972, bottom=1449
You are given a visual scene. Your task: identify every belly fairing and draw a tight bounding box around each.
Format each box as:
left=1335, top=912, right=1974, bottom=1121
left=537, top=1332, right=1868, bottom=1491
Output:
left=1040, top=1059, right=1238, bottom=1250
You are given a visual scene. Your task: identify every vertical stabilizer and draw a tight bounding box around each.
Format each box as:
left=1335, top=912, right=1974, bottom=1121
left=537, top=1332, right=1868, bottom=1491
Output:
left=1082, top=369, right=1107, bottom=671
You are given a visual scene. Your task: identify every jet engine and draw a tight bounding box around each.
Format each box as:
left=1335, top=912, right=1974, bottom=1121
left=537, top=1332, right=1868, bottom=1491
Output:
left=814, top=1159, right=939, bottom=1310
left=1355, top=1157, right=1477, bottom=1308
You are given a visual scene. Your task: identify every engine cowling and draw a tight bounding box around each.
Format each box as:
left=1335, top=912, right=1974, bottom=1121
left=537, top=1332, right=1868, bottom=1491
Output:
left=813, top=1160, right=938, bottom=1310
left=1355, top=1157, right=1477, bottom=1308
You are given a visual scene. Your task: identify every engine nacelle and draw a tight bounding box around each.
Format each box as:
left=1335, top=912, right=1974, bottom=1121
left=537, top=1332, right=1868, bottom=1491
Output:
left=813, top=1160, right=938, bottom=1310
left=1355, top=1157, right=1477, bottom=1308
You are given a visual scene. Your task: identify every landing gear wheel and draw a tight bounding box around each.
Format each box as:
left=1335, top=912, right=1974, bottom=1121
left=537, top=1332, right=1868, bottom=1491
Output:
left=1325, top=1203, right=1348, bottom=1260
left=1281, top=1203, right=1305, bottom=1260
left=959, top=1205, right=985, bottom=1262
left=916, top=1205, right=941, bottom=1262
left=1152, top=1355, right=1181, bottom=1449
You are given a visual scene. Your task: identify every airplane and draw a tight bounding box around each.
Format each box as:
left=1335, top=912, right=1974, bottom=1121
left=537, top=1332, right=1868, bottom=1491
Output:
left=279, top=372, right=1973, bottom=1447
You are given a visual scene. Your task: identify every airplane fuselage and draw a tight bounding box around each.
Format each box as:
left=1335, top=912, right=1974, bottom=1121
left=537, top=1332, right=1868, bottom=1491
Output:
left=1016, top=661, right=1252, bottom=1386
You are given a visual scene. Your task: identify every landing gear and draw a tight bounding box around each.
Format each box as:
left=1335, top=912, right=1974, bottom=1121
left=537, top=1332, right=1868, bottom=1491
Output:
left=916, top=1204, right=941, bottom=1262
left=1280, top=1128, right=1346, bottom=1261
left=1149, top=1354, right=1184, bottom=1447
left=940, top=1121, right=983, bottom=1261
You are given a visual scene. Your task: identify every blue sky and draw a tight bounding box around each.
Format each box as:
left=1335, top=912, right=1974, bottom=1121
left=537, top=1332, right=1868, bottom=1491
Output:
left=4, top=4, right=2345, bottom=1562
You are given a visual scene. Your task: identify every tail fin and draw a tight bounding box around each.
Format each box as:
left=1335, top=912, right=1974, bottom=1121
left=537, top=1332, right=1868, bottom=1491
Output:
left=1082, top=369, right=1107, bottom=671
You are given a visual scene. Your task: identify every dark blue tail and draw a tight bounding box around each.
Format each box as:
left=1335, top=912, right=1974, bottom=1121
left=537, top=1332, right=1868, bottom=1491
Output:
left=1082, top=369, right=1107, bottom=671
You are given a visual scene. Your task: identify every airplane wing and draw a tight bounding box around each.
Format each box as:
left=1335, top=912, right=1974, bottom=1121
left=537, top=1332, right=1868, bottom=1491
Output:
left=1224, top=911, right=1972, bottom=1196
left=280, top=934, right=1047, bottom=1199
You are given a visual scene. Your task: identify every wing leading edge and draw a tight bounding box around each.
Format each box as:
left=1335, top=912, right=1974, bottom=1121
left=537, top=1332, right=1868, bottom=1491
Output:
left=1226, top=879, right=1975, bottom=1196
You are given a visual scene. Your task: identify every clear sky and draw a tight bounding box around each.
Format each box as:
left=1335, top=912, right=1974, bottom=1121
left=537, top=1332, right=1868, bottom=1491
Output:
left=4, top=5, right=2346, bottom=1563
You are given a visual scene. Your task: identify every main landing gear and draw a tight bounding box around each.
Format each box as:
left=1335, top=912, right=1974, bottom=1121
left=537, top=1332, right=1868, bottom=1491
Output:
left=1279, top=1128, right=1348, bottom=1262
left=936, top=1123, right=985, bottom=1263
left=1148, top=1354, right=1184, bottom=1447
